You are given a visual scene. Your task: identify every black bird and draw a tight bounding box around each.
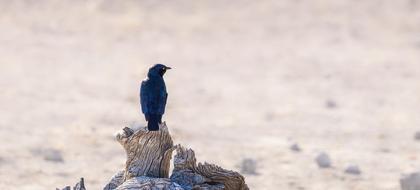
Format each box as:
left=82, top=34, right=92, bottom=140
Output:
left=140, top=64, right=171, bottom=131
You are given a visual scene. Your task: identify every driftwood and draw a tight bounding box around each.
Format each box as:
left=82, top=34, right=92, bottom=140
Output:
left=61, top=122, right=248, bottom=190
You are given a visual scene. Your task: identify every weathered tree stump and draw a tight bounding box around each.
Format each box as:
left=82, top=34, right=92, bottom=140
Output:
left=103, top=171, right=124, bottom=190
left=88, top=122, right=247, bottom=190
left=171, top=145, right=249, bottom=190
left=116, top=122, right=175, bottom=180
left=114, top=176, right=183, bottom=190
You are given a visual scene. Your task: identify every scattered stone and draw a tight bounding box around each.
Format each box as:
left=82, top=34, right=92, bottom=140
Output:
left=31, top=148, right=64, bottom=162
left=290, top=143, right=301, bottom=152
left=315, top=152, right=331, bottom=168
left=55, top=172, right=70, bottom=177
left=414, top=131, right=420, bottom=140
left=240, top=158, right=258, bottom=175
left=43, top=149, right=64, bottom=162
left=400, top=172, right=420, bottom=190
left=344, top=165, right=361, bottom=175
left=379, top=148, right=391, bottom=153
left=325, top=100, right=337, bottom=109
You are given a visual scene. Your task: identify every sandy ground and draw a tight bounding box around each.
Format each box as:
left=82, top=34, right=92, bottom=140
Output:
left=1, top=1, right=420, bottom=189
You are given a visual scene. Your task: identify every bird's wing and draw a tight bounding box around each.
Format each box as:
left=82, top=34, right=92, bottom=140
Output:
left=140, top=80, right=149, bottom=115
left=159, top=91, right=168, bottom=114
left=154, top=78, right=167, bottom=115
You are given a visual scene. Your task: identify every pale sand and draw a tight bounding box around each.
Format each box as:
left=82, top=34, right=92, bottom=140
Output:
left=0, top=1, right=420, bottom=189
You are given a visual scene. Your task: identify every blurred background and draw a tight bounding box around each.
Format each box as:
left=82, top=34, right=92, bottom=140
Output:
left=1, top=0, right=420, bottom=189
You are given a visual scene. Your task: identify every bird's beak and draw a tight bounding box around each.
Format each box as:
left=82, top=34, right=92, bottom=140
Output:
left=165, top=66, right=172, bottom=70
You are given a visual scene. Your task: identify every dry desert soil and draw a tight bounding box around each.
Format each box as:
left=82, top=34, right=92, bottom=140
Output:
left=1, top=1, right=420, bottom=190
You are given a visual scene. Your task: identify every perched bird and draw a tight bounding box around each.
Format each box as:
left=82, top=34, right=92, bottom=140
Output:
left=140, top=64, right=171, bottom=131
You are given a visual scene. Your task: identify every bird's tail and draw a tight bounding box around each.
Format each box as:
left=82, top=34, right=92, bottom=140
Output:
left=147, top=114, right=162, bottom=131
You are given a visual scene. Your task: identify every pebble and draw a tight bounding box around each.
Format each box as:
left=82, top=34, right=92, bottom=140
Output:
left=325, top=100, right=337, bottom=109
left=290, top=143, right=301, bottom=152
left=240, top=158, right=258, bottom=175
left=315, top=152, right=331, bottom=168
left=43, top=149, right=64, bottom=162
left=414, top=131, right=420, bottom=140
left=344, top=165, right=361, bottom=175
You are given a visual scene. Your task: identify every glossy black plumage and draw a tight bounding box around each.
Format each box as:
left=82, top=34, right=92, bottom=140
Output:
left=140, top=64, right=170, bottom=131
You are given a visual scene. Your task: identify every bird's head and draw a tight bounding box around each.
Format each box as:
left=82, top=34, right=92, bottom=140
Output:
left=148, top=64, right=171, bottom=77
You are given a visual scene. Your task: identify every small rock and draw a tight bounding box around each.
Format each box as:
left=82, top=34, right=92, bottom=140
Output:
left=325, top=100, right=337, bottom=109
left=344, top=165, right=361, bottom=175
left=290, top=143, right=301, bottom=152
left=379, top=148, right=391, bottom=153
left=401, top=172, right=420, bottom=190
left=31, top=148, right=64, bottom=162
left=55, top=172, right=70, bottom=177
left=240, top=158, right=258, bottom=175
left=315, top=152, right=331, bottom=168
left=414, top=132, right=420, bottom=140
left=43, top=149, right=64, bottom=162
